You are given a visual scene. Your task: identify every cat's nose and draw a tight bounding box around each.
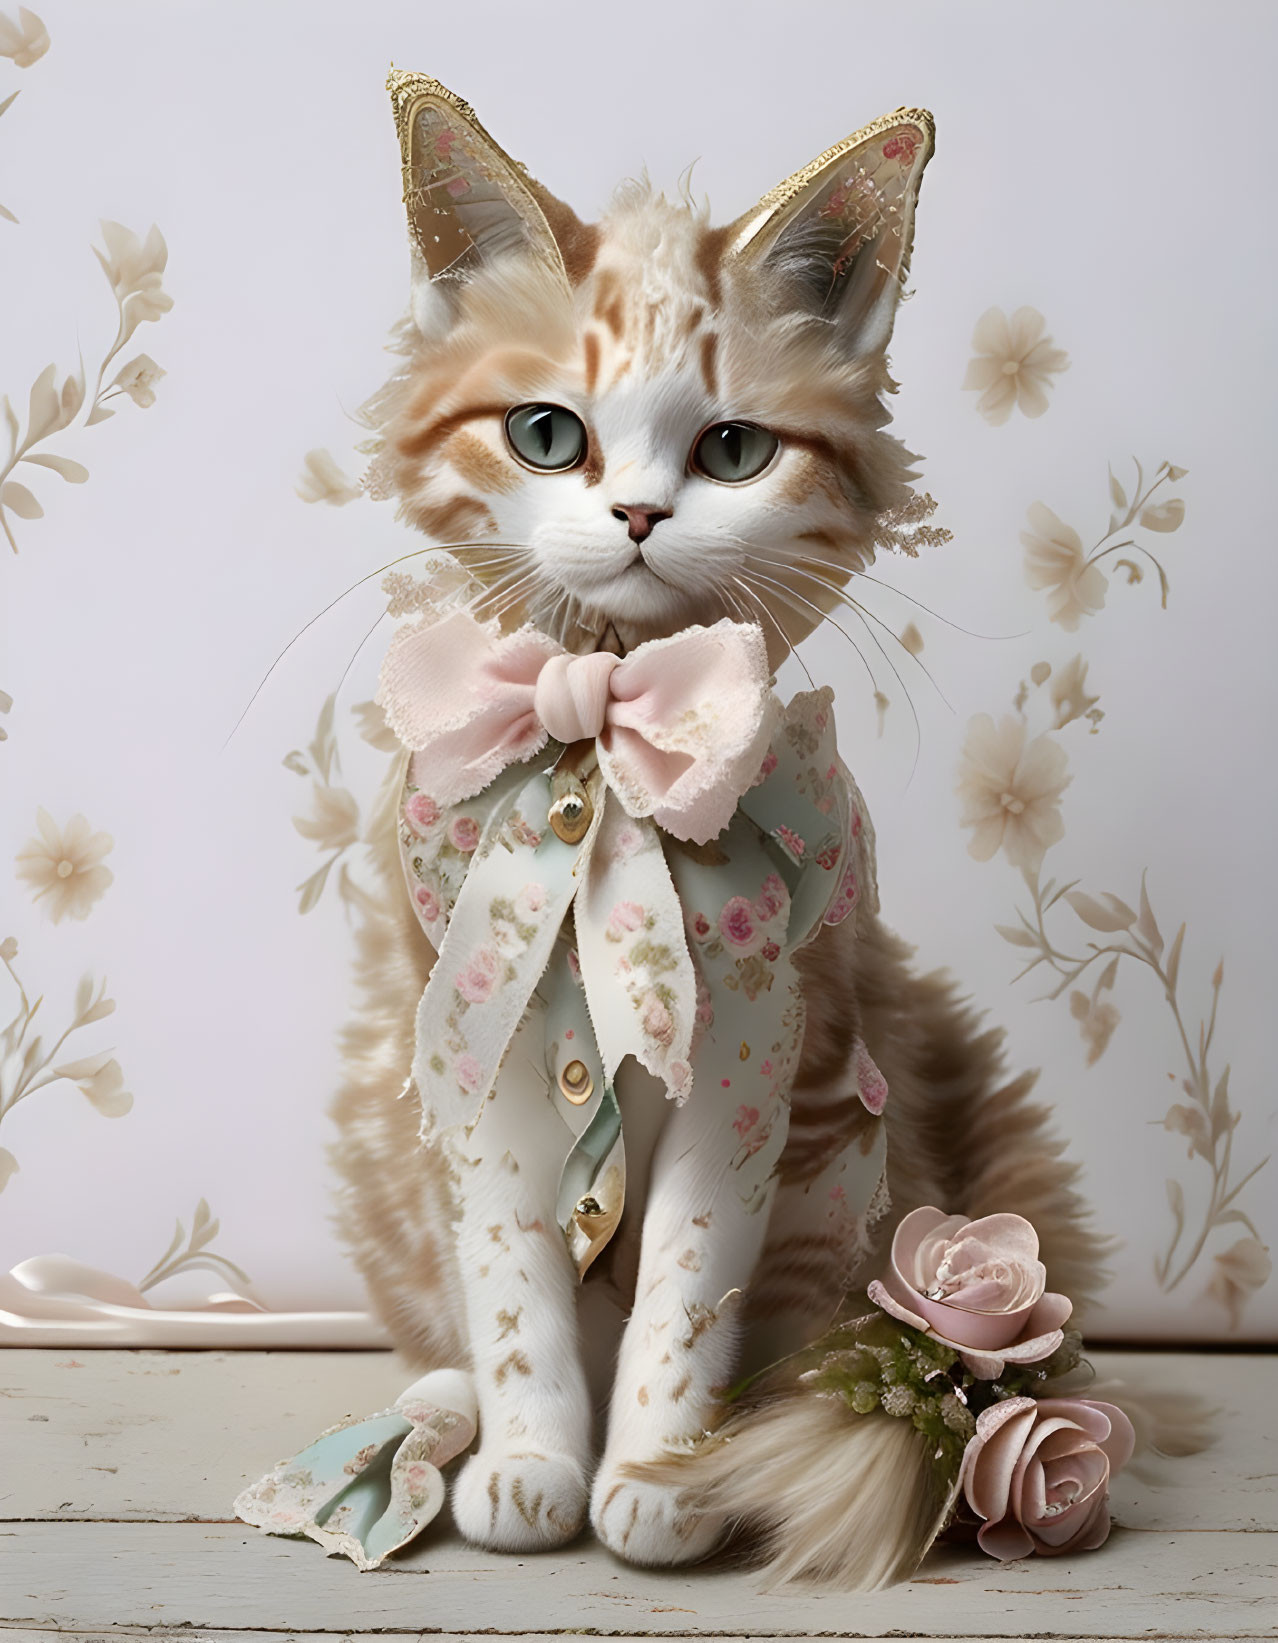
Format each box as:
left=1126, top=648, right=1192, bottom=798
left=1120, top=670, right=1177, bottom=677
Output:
left=611, top=504, right=672, bottom=545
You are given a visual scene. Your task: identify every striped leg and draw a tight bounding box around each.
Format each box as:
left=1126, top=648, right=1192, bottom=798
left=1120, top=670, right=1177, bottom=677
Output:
left=589, top=1079, right=787, bottom=1565
left=449, top=1058, right=593, bottom=1551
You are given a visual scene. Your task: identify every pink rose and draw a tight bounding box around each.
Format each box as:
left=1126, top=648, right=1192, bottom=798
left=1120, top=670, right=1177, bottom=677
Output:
left=414, top=884, right=441, bottom=923
left=733, top=1104, right=759, bottom=1138
left=455, top=947, right=499, bottom=1004
left=640, top=992, right=675, bottom=1048
left=606, top=900, right=645, bottom=942
left=761, top=939, right=780, bottom=962
left=823, top=865, right=860, bottom=928
left=668, top=1059, right=692, bottom=1102
left=613, top=823, right=644, bottom=859
left=719, top=895, right=763, bottom=954
left=404, top=792, right=441, bottom=835
left=756, top=749, right=779, bottom=782
left=816, top=840, right=842, bottom=872
left=690, top=911, right=712, bottom=942
left=455, top=1053, right=483, bottom=1092
left=754, top=873, right=790, bottom=923
left=867, top=1207, right=1072, bottom=1377
left=960, top=1397, right=1135, bottom=1561
left=853, top=1037, right=888, bottom=1114
left=516, top=882, right=546, bottom=914
left=449, top=816, right=480, bottom=852
left=776, top=824, right=805, bottom=859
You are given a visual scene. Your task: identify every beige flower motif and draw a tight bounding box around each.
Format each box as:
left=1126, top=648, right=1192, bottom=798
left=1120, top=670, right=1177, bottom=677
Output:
left=293, top=784, right=360, bottom=852
left=962, top=306, right=1069, bottom=425
left=0, top=7, right=49, bottom=67
left=52, top=1051, right=132, bottom=1116
left=109, top=353, right=165, bottom=407
left=0, top=1145, right=17, bottom=1191
left=296, top=448, right=361, bottom=506
left=0, top=934, right=15, bottom=961
left=1206, top=1237, right=1271, bottom=1330
left=1022, top=503, right=1108, bottom=631
left=94, top=221, right=172, bottom=327
left=351, top=699, right=401, bottom=753
left=15, top=809, right=114, bottom=922
left=1070, top=991, right=1119, bottom=1064
left=1051, top=654, right=1100, bottom=729
left=956, top=714, right=1070, bottom=873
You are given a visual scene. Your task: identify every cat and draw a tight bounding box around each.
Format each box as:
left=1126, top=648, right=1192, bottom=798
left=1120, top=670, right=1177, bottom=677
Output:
left=330, top=71, right=1105, bottom=1587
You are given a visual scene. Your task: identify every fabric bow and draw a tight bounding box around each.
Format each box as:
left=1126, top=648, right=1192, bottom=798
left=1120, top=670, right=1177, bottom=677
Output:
left=376, top=609, right=777, bottom=845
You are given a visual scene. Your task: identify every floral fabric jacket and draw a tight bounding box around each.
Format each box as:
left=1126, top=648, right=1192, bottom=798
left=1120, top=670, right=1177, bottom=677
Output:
left=394, top=685, right=879, bottom=1272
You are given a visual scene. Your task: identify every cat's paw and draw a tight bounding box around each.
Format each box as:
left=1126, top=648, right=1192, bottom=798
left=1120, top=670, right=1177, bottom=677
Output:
left=452, top=1448, right=587, bottom=1552
left=590, top=1468, right=725, bottom=1566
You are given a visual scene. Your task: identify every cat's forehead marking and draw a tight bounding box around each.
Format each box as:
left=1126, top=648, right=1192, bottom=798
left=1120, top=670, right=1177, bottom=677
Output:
left=576, top=199, right=729, bottom=402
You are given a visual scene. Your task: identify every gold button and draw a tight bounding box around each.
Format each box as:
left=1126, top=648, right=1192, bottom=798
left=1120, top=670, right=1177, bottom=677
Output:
left=548, top=788, right=592, bottom=844
left=574, top=1195, right=604, bottom=1220
left=559, top=1058, right=593, bottom=1104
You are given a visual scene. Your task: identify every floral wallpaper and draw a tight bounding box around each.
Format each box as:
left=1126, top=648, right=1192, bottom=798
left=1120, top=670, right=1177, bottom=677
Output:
left=1, top=0, right=1272, bottom=1342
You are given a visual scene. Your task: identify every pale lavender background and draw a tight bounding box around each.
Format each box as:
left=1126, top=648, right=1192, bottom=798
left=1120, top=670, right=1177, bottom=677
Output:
left=1, top=0, right=1274, bottom=1337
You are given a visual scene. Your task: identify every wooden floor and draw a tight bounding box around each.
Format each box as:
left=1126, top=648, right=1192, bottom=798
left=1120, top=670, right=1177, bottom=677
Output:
left=0, top=1348, right=1274, bottom=1641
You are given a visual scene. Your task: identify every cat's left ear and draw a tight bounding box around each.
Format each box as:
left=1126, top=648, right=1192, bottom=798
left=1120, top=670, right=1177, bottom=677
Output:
left=728, top=109, right=934, bottom=356
left=388, top=70, right=595, bottom=340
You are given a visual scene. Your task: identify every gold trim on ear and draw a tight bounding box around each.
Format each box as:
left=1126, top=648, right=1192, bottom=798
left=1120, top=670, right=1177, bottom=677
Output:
left=726, top=106, right=936, bottom=262
left=386, top=67, right=568, bottom=285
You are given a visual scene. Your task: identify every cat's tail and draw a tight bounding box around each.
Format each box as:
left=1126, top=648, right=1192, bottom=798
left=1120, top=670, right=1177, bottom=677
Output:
left=636, top=1394, right=954, bottom=1589
left=329, top=754, right=467, bottom=1367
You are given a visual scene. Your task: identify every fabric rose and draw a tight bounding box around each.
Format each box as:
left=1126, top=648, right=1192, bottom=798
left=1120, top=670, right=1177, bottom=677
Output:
left=960, top=1396, right=1135, bottom=1560
left=867, top=1207, right=1071, bottom=1377
left=404, top=792, right=441, bottom=835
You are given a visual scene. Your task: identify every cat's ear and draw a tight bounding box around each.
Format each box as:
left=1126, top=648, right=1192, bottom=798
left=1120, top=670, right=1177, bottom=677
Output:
left=728, top=109, right=934, bottom=357
left=388, top=71, right=595, bottom=340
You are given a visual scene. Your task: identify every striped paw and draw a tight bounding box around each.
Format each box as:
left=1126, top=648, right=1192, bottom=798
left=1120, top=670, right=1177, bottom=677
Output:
left=590, top=1470, right=725, bottom=1566
left=452, top=1448, right=587, bottom=1551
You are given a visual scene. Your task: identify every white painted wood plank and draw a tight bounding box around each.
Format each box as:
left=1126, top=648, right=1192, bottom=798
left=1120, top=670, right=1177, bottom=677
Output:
left=2, top=1348, right=1270, bottom=1532
left=0, top=1349, right=413, bottom=1522
left=0, top=1629, right=1235, bottom=1643
left=1, top=1521, right=1274, bottom=1637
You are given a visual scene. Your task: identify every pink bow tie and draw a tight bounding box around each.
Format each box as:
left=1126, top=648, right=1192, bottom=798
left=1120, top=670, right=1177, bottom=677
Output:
left=376, top=609, right=776, bottom=844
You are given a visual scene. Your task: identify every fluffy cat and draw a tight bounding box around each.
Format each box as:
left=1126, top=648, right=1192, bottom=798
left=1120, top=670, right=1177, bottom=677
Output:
left=330, top=73, right=1105, bottom=1586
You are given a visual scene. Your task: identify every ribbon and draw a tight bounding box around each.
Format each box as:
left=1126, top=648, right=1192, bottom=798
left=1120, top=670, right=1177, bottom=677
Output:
left=377, top=609, right=778, bottom=845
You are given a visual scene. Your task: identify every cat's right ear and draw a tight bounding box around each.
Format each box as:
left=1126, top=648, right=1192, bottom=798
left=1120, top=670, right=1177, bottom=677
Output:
left=388, top=71, right=596, bottom=341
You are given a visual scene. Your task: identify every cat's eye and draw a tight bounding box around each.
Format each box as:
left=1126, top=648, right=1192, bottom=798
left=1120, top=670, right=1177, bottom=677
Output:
left=504, top=403, right=587, bottom=472
left=692, top=421, right=780, bottom=484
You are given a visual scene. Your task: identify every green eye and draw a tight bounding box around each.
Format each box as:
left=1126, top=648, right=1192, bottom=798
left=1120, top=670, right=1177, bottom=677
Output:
left=693, top=421, right=780, bottom=483
left=504, top=403, right=587, bottom=471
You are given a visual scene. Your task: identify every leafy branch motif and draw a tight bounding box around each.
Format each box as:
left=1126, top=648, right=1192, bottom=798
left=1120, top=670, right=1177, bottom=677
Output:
left=1021, top=458, right=1184, bottom=632
left=0, top=7, right=50, bottom=224
left=138, top=1197, right=255, bottom=1295
left=0, top=936, right=131, bottom=1191
left=969, top=459, right=1270, bottom=1325
left=287, top=694, right=366, bottom=913
left=1, top=220, right=171, bottom=551
left=999, top=869, right=1265, bottom=1297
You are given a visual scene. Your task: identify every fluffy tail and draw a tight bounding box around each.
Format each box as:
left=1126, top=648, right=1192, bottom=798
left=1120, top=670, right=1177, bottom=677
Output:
left=329, top=756, right=467, bottom=1367
left=637, top=1396, right=953, bottom=1589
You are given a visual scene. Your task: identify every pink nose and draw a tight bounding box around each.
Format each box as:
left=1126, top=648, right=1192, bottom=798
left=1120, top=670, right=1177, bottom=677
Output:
left=611, top=504, right=673, bottom=544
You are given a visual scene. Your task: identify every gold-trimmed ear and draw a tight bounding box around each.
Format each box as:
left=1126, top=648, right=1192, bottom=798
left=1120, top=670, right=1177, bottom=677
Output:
left=728, top=108, right=935, bottom=355
left=387, top=69, right=595, bottom=337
